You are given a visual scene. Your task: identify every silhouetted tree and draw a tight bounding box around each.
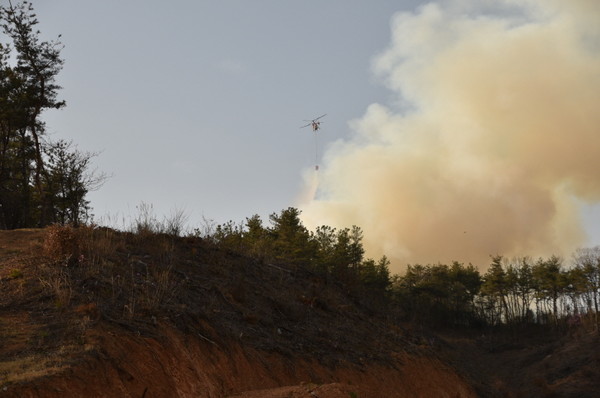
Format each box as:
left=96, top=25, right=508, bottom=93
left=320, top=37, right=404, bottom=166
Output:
left=312, top=224, right=337, bottom=273
left=481, top=256, right=509, bottom=324
left=242, top=214, right=269, bottom=259
left=43, top=139, right=106, bottom=225
left=393, top=262, right=482, bottom=327
left=532, top=256, right=565, bottom=324
left=268, top=207, right=316, bottom=267
left=328, top=226, right=364, bottom=280
left=359, top=256, right=391, bottom=293
left=0, top=1, right=104, bottom=228
left=0, top=1, right=65, bottom=225
left=572, top=247, right=600, bottom=331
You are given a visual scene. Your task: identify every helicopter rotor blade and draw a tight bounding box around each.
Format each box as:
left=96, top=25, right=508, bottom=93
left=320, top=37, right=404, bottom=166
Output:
left=300, top=114, right=326, bottom=128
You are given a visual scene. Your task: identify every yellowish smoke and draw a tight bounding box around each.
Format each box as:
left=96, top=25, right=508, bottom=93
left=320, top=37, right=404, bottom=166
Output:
left=299, top=0, right=600, bottom=272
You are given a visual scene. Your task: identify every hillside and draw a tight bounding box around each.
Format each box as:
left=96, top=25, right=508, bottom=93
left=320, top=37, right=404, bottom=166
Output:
left=0, top=227, right=598, bottom=397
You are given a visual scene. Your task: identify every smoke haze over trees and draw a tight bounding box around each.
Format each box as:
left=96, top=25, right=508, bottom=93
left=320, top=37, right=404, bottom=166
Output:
left=299, top=0, right=600, bottom=269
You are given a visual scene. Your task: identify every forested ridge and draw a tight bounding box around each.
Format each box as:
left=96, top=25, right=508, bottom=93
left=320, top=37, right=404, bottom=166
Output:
left=199, top=206, right=600, bottom=332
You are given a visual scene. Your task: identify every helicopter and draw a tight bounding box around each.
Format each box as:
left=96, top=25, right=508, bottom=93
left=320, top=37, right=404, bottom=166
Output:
left=300, top=114, right=326, bottom=171
left=301, top=114, right=326, bottom=132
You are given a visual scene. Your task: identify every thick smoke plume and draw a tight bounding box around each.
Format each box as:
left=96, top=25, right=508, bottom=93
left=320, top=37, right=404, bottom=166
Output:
left=299, top=0, right=600, bottom=272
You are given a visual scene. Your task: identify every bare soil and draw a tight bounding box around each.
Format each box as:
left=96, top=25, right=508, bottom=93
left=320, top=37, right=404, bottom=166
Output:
left=0, top=228, right=597, bottom=397
left=438, top=325, right=600, bottom=398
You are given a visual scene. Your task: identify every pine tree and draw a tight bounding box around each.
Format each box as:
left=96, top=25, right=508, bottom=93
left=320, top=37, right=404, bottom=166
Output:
left=0, top=2, right=104, bottom=228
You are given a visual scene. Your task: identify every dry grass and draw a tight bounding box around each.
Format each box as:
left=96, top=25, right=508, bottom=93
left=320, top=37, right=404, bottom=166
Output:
left=0, top=344, right=92, bottom=387
left=82, top=225, right=182, bottom=317
left=0, top=223, right=189, bottom=388
left=43, top=224, right=82, bottom=266
left=38, top=267, right=73, bottom=308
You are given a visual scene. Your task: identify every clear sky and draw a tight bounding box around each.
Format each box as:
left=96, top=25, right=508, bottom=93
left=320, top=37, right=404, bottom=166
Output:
left=27, top=0, right=600, bottom=270
left=34, top=0, right=425, bottom=225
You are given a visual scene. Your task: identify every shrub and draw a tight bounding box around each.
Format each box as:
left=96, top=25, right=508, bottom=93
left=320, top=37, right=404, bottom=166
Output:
left=43, top=224, right=82, bottom=266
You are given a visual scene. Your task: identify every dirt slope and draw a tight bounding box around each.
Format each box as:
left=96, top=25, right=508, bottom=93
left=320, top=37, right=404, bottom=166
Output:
left=3, top=324, right=476, bottom=398
left=1, top=227, right=597, bottom=397
left=438, top=325, right=600, bottom=398
left=0, top=228, right=476, bottom=397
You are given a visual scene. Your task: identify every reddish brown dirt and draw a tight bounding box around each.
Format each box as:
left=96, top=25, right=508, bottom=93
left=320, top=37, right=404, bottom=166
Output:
left=0, top=228, right=476, bottom=397
left=1, top=228, right=598, bottom=397
left=3, top=324, right=476, bottom=398
left=0, top=229, right=44, bottom=257
left=437, top=326, right=600, bottom=398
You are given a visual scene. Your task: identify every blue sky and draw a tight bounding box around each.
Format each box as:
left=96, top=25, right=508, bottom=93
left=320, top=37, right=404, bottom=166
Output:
left=26, top=0, right=600, bottom=269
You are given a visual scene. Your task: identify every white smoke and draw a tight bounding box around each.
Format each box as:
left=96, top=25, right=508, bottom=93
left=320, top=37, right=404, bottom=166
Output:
left=299, top=0, right=600, bottom=272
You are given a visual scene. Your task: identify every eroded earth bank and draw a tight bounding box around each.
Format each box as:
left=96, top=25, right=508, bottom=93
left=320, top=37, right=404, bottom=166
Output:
left=1, top=228, right=597, bottom=397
